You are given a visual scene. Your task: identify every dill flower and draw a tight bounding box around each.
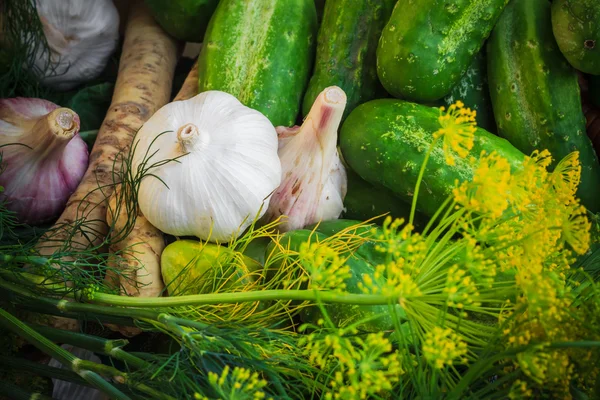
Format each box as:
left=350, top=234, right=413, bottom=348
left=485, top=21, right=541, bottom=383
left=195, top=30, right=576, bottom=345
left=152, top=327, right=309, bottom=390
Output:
left=298, top=242, right=351, bottom=292
left=559, top=203, right=591, bottom=255
left=303, top=329, right=404, bottom=400
left=205, top=366, right=270, bottom=400
left=453, top=151, right=513, bottom=218
left=422, top=327, right=468, bottom=369
left=433, top=101, right=477, bottom=166
left=508, top=379, right=533, bottom=399
left=549, top=151, right=581, bottom=203
left=443, top=264, right=481, bottom=309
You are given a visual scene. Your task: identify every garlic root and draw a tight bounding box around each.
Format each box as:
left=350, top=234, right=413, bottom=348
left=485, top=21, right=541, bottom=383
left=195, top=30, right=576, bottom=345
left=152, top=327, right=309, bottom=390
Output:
left=35, top=0, right=179, bottom=263
left=263, top=86, right=348, bottom=232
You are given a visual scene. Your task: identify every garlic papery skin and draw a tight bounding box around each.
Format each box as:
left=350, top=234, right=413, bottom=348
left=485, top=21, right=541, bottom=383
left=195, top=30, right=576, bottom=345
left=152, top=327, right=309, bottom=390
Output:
left=31, top=0, right=120, bottom=91
left=131, top=91, right=282, bottom=243
left=0, top=98, right=88, bottom=224
left=263, top=86, right=348, bottom=232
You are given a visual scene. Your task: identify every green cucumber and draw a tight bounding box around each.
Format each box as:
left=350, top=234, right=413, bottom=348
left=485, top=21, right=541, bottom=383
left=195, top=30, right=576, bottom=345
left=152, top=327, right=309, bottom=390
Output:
left=302, top=0, right=395, bottom=120
left=551, top=0, right=600, bottom=75
left=376, top=0, right=509, bottom=102
left=197, top=0, right=317, bottom=127
left=144, top=0, right=219, bottom=42
left=343, top=168, right=429, bottom=229
left=339, top=99, right=525, bottom=217
left=273, top=227, right=403, bottom=331
left=487, top=0, right=600, bottom=212
left=442, top=51, right=497, bottom=133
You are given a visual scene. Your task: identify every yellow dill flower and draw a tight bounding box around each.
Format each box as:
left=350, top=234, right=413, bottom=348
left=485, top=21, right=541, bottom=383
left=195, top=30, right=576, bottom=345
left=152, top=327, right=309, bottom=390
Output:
left=444, top=265, right=481, bottom=309
left=206, top=366, right=269, bottom=400
left=434, top=101, right=477, bottom=166
left=508, top=379, right=533, bottom=399
left=509, top=150, right=553, bottom=215
left=453, top=151, right=513, bottom=218
left=550, top=151, right=581, bottom=203
left=559, top=203, right=591, bottom=255
left=309, top=331, right=404, bottom=400
left=298, top=242, right=352, bottom=292
left=422, top=327, right=468, bottom=369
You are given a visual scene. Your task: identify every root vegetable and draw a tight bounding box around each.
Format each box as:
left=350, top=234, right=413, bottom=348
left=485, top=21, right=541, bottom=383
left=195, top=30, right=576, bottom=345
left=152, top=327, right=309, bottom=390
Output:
left=36, top=0, right=179, bottom=258
left=174, top=61, right=199, bottom=102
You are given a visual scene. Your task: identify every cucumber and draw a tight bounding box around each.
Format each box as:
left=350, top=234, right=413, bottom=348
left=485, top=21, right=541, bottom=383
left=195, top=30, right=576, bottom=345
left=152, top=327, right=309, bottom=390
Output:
left=144, top=0, right=219, bottom=42
left=197, top=0, right=317, bottom=127
left=376, top=0, right=509, bottom=102
left=442, top=51, right=497, bottom=133
left=339, top=99, right=525, bottom=217
left=343, top=168, right=429, bottom=229
left=302, top=0, right=395, bottom=121
left=272, top=227, right=403, bottom=331
left=487, top=0, right=600, bottom=212
left=551, top=0, right=600, bottom=75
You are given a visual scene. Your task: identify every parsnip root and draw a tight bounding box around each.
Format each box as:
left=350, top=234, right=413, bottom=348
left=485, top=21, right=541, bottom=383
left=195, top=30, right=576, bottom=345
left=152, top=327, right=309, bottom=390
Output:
left=36, top=0, right=178, bottom=257
left=33, top=0, right=179, bottom=331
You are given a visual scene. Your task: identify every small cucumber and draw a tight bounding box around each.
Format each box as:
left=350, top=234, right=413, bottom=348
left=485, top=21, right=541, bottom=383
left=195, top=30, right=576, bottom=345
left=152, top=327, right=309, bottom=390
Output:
left=340, top=99, right=525, bottom=217
left=487, top=0, right=600, bottom=212
left=197, top=0, right=317, bottom=127
left=302, top=0, right=395, bottom=121
left=376, top=0, right=509, bottom=102
left=442, top=51, right=497, bottom=133
left=551, top=0, right=600, bottom=75
left=144, top=0, right=219, bottom=42
left=343, top=168, right=429, bottom=229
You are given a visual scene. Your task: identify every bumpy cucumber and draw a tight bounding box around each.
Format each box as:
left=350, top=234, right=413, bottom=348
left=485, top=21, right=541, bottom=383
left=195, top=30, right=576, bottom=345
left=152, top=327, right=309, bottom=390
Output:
left=442, top=51, right=497, bottom=133
left=272, top=226, right=403, bottom=331
left=343, top=168, right=429, bottom=229
left=197, top=0, right=317, bottom=127
left=487, top=0, right=600, bottom=212
left=376, top=0, right=509, bottom=102
left=551, top=0, right=600, bottom=75
left=302, top=0, right=395, bottom=120
left=340, top=99, right=525, bottom=217
left=144, top=0, right=219, bottom=42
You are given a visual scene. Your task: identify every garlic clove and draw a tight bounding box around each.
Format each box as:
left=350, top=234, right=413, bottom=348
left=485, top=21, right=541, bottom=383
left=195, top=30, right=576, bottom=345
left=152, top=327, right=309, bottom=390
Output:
left=0, top=98, right=88, bottom=224
left=31, top=0, right=120, bottom=91
left=263, top=86, right=348, bottom=232
left=132, top=91, right=282, bottom=243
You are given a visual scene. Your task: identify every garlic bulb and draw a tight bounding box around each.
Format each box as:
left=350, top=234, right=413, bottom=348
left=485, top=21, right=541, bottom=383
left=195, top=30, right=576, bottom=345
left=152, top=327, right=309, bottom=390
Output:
left=131, top=91, right=282, bottom=243
left=0, top=98, right=88, bottom=224
left=31, top=0, right=120, bottom=91
left=263, top=86, right=348, bottom=232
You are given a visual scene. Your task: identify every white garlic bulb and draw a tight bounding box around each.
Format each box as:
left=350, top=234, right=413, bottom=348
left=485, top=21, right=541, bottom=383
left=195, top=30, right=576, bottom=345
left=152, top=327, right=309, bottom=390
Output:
left=32, top=0, right=120, bottom=91
left=131, top=91, right=282, bottom=243
left=263, top=86, right=348, bottom=232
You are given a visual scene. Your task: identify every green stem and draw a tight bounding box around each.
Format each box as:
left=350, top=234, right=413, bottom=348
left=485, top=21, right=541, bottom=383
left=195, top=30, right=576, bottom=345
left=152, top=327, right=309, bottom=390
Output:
left=0, top=380, right=54, bottom=400
left=410, top=137, right=439, bottom=226
left=88, top=290, right=391, bottom=308
left=0, top=308, right=131, bottom=400
left=30, top=324, right=150, bottom=370
left=0, top=355, right=90, bottom=387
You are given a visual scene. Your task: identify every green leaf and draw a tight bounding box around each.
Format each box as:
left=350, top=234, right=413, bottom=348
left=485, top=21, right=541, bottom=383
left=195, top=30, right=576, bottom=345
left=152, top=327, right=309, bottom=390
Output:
left=65, top=82, right=114, bottom=132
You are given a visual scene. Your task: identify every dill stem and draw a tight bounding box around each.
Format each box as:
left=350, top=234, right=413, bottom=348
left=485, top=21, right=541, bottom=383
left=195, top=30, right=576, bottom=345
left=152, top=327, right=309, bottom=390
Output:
left=0, top=381, right=53, bottom=400
left=0, top=307, right=132, bottom=400
left=88, top=289, right=392, bottom=308
left=30, top=324, right=150, bottom=370
left=0, top=355, right=92, bottom=387
left=410, top=137, right=439, bottom=226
